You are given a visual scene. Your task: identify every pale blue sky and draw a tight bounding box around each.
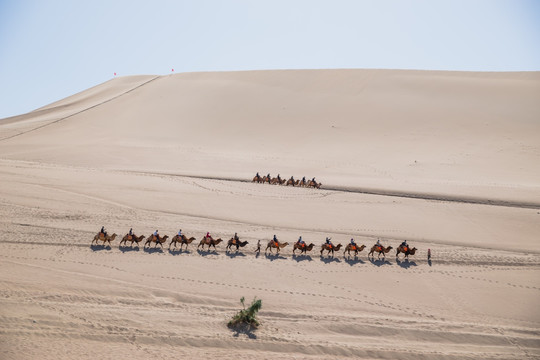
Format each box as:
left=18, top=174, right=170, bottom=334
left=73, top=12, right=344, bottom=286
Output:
left=0, top=0, right=539, bottom=119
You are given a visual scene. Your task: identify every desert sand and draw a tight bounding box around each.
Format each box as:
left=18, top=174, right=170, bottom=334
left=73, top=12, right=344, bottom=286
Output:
left=0, top=69, right=539, bottom=359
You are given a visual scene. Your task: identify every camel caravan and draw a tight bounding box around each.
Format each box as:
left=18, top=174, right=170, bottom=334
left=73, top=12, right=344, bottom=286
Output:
left=93, top=228, right=419, bottom=261
left=252, top=172, right=322, bottom=189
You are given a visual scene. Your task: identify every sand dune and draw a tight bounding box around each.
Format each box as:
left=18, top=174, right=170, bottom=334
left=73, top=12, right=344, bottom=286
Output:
left=0, top=69, right=539, bottom=359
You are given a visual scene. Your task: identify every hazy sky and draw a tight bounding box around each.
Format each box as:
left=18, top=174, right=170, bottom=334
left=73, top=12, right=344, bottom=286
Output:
left=0, top=0, right=539, bottom=119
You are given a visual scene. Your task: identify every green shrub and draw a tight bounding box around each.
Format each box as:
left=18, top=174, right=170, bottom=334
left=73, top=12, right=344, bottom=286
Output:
left=228, top=296, right=262, bottom=329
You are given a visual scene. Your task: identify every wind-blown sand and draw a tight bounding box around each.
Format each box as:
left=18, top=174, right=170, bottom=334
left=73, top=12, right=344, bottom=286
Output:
left=0, top=69, right=539, bottom=359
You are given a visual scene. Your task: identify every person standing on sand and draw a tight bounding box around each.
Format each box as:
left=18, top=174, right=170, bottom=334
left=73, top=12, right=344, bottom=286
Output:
left=255, top=240, right=261, bottom=253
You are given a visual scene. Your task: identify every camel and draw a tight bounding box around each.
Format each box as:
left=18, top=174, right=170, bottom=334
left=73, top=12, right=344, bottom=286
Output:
left=396, top=245, right=417, bottom=259
left=92, top=232, right=117, bottom=246
left=307, top=180, right=322, bottom=189
left=343, top=244, right=366, bottom=256
left=226, top=238, right=249, bottom=251
left=169, top=234, right=197, bottom=250
left=261, top=175, right=271, bottom=184
left=298, top=178, right=307, bottom=187
left=265, top=240, right=289, bottom=253
left=320, top=243, right=342, bottom=256
left=198, top=236, right=223, bottom=250
left=271, top=177, right=286, bottom=185
left=368, top=245, right=393, bottom=259
left=292, top=242, right=314, bottom=254
left=252, top=174, right=262, bottom=183
left=119, top=234, right=145, bottom=247
left=144, top=234, right=169, bottom=248
left=286, top=178, right=299, bottom=186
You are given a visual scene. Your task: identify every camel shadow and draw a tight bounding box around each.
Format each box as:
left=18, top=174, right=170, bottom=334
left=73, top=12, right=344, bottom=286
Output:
left=368, top=258, right=392, bottom=267
left=168, top=248, right=187, bottom=256
left=225, top=251, right=246, bottom=258
left=292, top=254, right=313, bottom=262
left=343, top=256, right=365, bottom=266
left=396, top=258, right=417, bottom=269
left=90, top=244, right=111, bottom=251
left=319, top=255, right=341, bottom=264
left=229, top=324, right=257, bottom=339
left=197, top=249, right=218, bottom=257
left=264, top=253, right=286, bottom=261
left=119, top=245, right=140, bottom=253
left=144, top=247, right=164, bottom=254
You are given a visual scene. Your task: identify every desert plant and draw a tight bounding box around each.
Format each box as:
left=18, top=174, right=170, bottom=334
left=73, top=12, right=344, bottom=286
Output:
left=228, top=296, right=262, bottom=328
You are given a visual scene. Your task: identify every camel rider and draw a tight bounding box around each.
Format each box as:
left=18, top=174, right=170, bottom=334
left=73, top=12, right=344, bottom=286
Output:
left=267, top=173, right=271, bottom=181
left=233, top=232, right=239, bottom=244
left=376, top=238, right=383, bottom=250
left=297, top=236, right=305, bottom=247
left=129, top=228, right=133, bottom=236
left=178, top=229, right=183, bottom=237
left=277, top=174, right=281, bottom=182
left=153, top=230, right=159, bottom=241
left=273, top=234, right=279, bottom=247
left=206, top=232, right=213, bottom=241
left=312, top=177, right=316, bottom=184
left=350, top=238, right=357, bottom=248
left=302, top=176, right=306, bottom=183
left=100, top=226, right=107, bottom=237
left=325, top=237, right=333, bottom=248
left=256, top=172, right=260, bottom=179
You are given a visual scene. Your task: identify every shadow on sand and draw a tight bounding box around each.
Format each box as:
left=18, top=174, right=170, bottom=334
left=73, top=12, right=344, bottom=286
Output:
left=168, top=248, right=192, bottom=256
left=229, top=324, right=257, bottom=340
left=144, top=246, right=164, bottom=254
left=396, top=258, right=417, bottom=269
left=197, top=249, right=219, bottom=257
left=119, top=245, right=140, bottom=253
left=292, top=254, right=313, bottom=262
left=225, top=250, right=246, bottom=258
left=343, top=256, right=365, bottom=266
left=368, top=258, right=392, bottom=267
left=90, top=244, right=111, bottom=251
left=264, top=252, right=287, bottom=261
left=319, top=255, right=341, bottom=264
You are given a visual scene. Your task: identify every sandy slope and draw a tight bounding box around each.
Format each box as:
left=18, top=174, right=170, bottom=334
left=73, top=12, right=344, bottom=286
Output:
left=0, top=69, right=539, bottom=359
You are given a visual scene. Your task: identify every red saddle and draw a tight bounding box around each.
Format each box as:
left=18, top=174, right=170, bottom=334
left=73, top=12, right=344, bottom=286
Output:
left=403, top=246, right=409, bottom=252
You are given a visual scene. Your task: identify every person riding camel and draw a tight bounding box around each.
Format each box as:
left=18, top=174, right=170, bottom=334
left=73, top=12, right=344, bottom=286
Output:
left=206, top=232, right=213, bottom=242
left=277, top=174, right=281, bottom=182
left=376, top=238, right=383, bottom=251
left=100, top=226, right=107, bottom=237
left=153, top=230, right=159, bottom=241
left=325, top=237, right=333, bottom=249
left=266, top=173, right=271, bottom=181
left=350, top=238, right=357, bottom=249
left=273, top=234, right=279, bottom=247
left=233, top=232, right=239, bottom=244
left=178, top=229, right=183, bottom=237
left=128, top=228, right=133, bottom=236
left=256, top=172, right=260, bottom=180
left=297, top=236, right=305, bottom=248
left=401, top=240, right=409, bottom=251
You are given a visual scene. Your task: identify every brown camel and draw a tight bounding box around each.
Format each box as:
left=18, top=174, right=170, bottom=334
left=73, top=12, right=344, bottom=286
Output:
left=286, top=178, right=299, bottom=186
left=252, top=175, right=262, bottom=183
left=92, top=232, right=117, bottom=246
left=271, top=177, right=286, bottom=185
left=343, top=244, right=366, bottom=256
left=293, top=242, right=314, bottom=254
left=198, top=236, right=223, bottom=250
left=119, top=234, right=145, bottom=247
left=144, top=234, right=169, bottom=248
left=265, top=240, right=289, bottom=253
left=261, top=175, right=271, bottom=184
left=320, top=243, right=342, bottom=256
left=298, top=178, right=307, bottom=187
left=368, top=245, right=393, bottom=259
left=308, top=180, right=322, bottom=189
left=226, top=238, right=249, bottom=251
left=169, top=234, right=197, bottom=250
left=396, top=245, right=417, bottom=259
